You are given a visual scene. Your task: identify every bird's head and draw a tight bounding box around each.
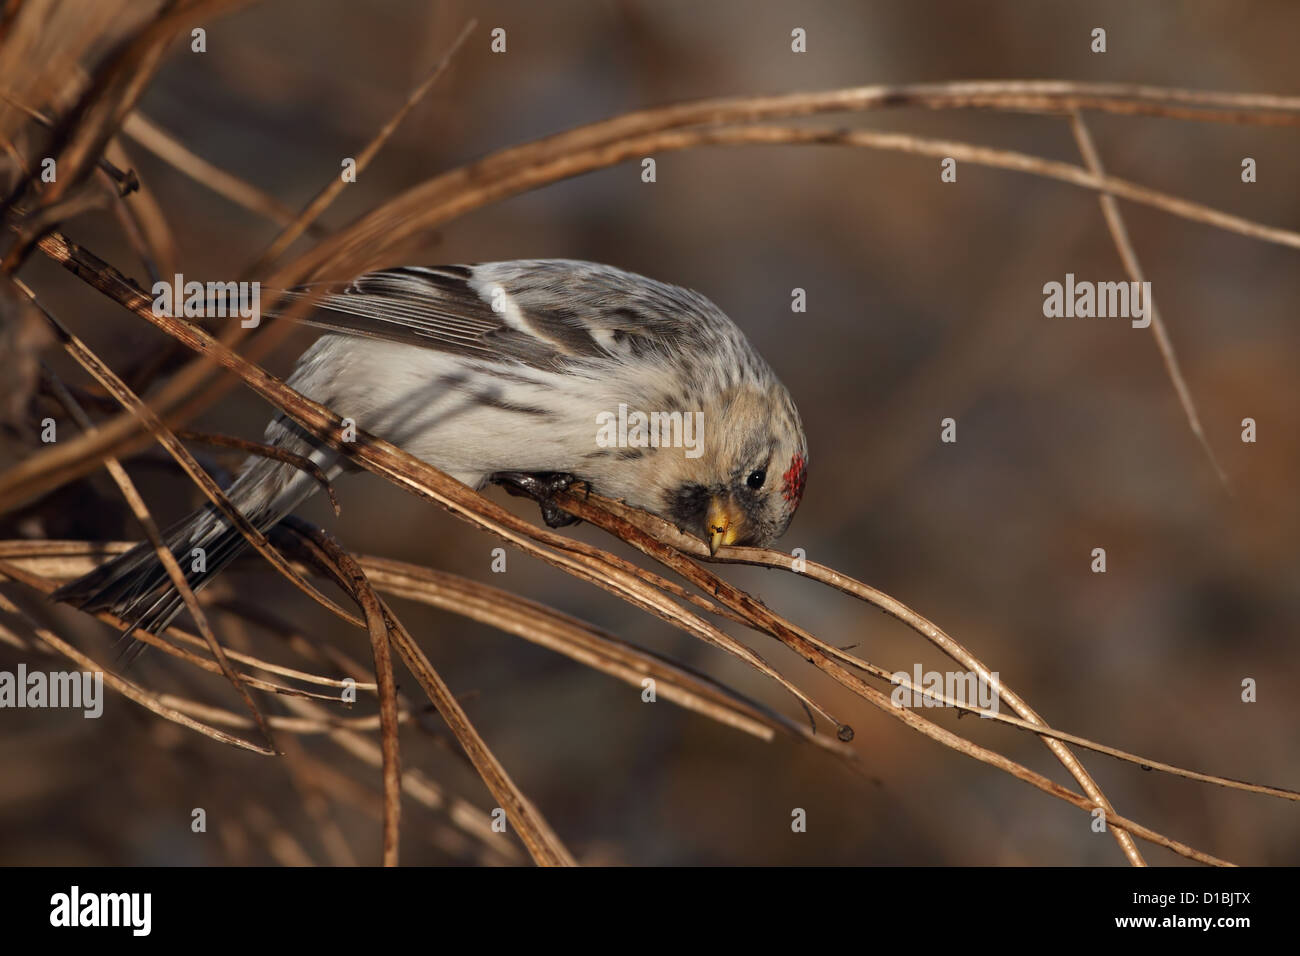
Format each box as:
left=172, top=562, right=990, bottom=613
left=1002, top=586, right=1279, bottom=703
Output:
left=641, top=383, right=808, bottom=553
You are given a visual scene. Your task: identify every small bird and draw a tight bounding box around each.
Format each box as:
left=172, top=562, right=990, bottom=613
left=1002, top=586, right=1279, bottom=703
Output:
left=54, top=259, right=809, bottom=636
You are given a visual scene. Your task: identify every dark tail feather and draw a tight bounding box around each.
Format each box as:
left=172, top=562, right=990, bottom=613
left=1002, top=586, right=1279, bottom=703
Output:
left=54, top=437, right=339, bottom=653
left=53, top=507, right=253, bottom=641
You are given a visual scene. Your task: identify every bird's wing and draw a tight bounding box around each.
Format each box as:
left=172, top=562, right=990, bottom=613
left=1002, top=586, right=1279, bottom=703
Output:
left=273, top=260, right=716, bottom=370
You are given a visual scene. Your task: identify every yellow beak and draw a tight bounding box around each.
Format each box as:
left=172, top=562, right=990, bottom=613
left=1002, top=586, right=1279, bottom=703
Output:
left=706, top=496, right=742, bottom=555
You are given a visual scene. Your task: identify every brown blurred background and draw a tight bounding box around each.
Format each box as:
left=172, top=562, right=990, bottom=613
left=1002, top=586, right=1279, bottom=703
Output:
left=1, top=0, right=1298, bottom=865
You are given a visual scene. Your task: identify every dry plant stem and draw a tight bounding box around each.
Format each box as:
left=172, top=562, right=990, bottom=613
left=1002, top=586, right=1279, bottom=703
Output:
left=11, top=257, right=364, bottom=629
left=609, top=122, right=1300, bottom=248
left=105, top=137, right=177, bottom=278
left=0, top=591, right=274, bottom=754
left=174, top=616, right=376, bottom=689
left=247, top=17, right=477, bottom=274
left=772, top=630, right=1300, bottom=801
left=102, top=164, right=161, bottom=284
left=155, top=696, right=404, bottom=734
left=282, top=523, right=576, bottom=867
left=6, top=539, right=846, bottom=753
left=459, top=500, right=752, bottom=627
left=281, top=89, right=1300, bottom=287
left=119, top=112, right=323, bottom=234
left=277, top=735, right=360, bottom=867
left=580, top=495, right=1300, bottom=801
left=1, top=0, right=249, bottom=270
left=379, top=598, right=577, bottom=867
left=0, top=275, right=343, bottom=515
left=0, top=556, right=350, bottom=706
left=280, top=696, right=524, bottom=865
left=293, top=731, right=471, bottom=864
left=56, top=12, right=470, bottom=438
left=0, top=80, right=137, bottom=209
left=11, top=190, right=112, bottom=248
left=11, top=532, right=823, bottom=755
left=15, top=537, right=1287, bottom=803
left=2, top=51, right=316, bottom=499
left=24, top=290, right=278, bottom=752
left=0, top=305, right=307, bottom=512
left=285, top=748, right=502, bottom=865
left=549, top=492, right=1150, bottom=866
left=0, top=120, right=279, bottom=496
left=304, top=82, right=1300, bottom=254
left=71, top=17, right=475, bottom=468
left=822, top=657, right=1300, bottom=802
left=303, top=528, right=402, bottom=867
left=0, top=343, right=232, bottom=511
left=219, top=595, right=387, bottom=690
left=1067, top=109, right=1231, bottom=492
left=357, top=553, right=850, bottom=753
left=207, top=608, right=521, bottom=862
left=62, top=336, right=361, bottom=634
left=176, top=428, right=341, bottom=514
left=508, top=80, right=1300, bottom=138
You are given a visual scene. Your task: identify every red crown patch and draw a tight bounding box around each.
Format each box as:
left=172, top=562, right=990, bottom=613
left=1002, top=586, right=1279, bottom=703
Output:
left=781, top=453, right=807, bottom=506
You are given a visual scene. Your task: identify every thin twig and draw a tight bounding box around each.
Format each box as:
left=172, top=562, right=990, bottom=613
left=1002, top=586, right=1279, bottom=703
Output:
left=21, top=284, right=278, bottom=752
left=300, top=527, right=402, bottom=867
left=1068, top=109, right=1232, bottom=492
left=0, top=591, right=274, bottom=754
left=176, top=428, right=341, bottom=514
left=247, top=18, right=477, bottom=274
left=121, top=112, right=328, bottom=233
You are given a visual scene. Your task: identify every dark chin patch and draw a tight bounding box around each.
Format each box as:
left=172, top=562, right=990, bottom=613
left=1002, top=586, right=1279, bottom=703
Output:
left=736, top=494, right=771, bottom=545
left=666, top=483, right=710, bottom=534
left=670, top=481, right=722, bottom=541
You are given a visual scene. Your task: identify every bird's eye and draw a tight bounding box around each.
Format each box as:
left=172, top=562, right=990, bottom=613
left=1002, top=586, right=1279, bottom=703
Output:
left=746, top=469, right=766, bottom=489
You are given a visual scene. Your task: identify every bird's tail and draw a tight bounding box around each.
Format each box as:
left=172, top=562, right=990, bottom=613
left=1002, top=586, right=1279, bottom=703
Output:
left=53, top=436, right=335, bottom=641
left=53, top=506, right=259, bottom=638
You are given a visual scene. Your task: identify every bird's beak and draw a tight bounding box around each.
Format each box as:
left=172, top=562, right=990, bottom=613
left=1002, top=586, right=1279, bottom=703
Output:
left=706, top=496, right=742, bottom=555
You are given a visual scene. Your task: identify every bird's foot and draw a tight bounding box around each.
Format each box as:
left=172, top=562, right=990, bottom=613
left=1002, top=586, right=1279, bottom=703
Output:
left=490, top=471, right=585, bottom=528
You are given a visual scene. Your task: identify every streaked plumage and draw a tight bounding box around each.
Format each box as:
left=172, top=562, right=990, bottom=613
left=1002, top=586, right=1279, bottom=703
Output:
left=54, top=260, right=809, bottom=636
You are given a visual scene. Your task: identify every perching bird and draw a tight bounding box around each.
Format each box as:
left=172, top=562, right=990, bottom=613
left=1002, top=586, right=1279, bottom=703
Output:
left=54, top=259, right=809, bottom=636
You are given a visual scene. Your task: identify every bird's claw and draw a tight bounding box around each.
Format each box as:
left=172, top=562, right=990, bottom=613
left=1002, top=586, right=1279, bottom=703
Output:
left=490, top=471, right=584, bottom=528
